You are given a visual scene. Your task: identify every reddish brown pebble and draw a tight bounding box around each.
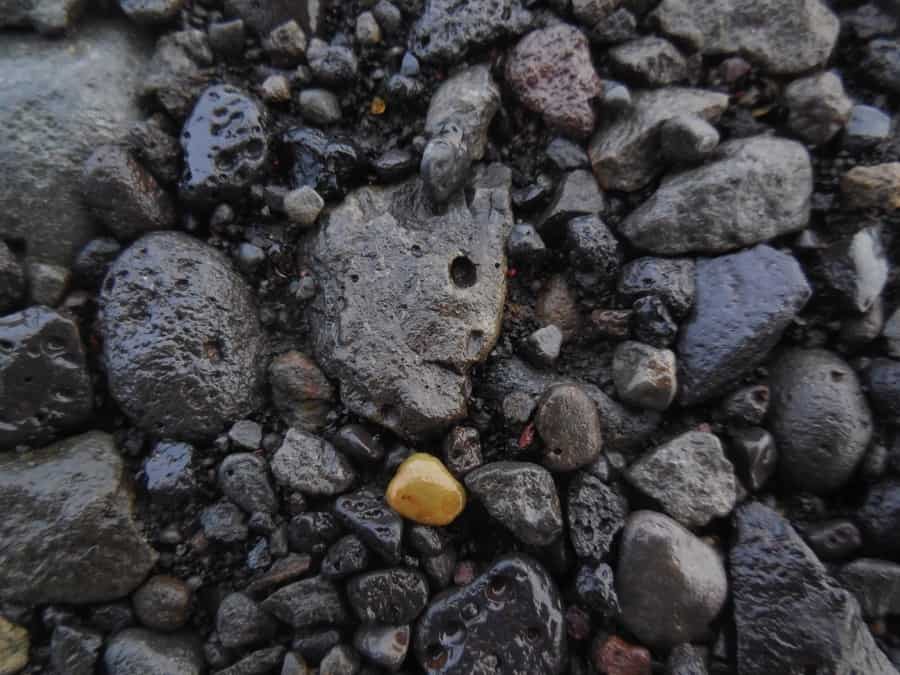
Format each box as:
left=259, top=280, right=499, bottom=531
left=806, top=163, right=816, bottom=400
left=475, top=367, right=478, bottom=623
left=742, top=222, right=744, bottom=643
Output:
left=594, top=635, right=652, bottom=675
left=453, top=560, right=476, bottom=586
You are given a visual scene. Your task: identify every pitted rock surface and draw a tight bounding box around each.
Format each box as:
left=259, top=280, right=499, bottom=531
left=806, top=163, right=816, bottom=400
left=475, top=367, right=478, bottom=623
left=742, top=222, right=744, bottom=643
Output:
left=308, top=164, right=512, bottom=441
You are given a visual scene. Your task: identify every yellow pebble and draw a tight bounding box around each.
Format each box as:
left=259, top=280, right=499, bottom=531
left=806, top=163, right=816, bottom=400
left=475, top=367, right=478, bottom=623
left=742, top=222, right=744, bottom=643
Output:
left=0, top=616, right=28, bottom=675
left=370, top=97, right=386, bottom=116
left=386, top=453, right=466, bottom=526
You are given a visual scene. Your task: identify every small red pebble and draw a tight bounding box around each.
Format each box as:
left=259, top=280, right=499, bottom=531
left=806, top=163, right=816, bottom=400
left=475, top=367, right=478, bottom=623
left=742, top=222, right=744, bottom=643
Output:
left=453, top=560, right=476, bottom=586
left=594, top=635, right=651, bottom=675
left=565, top=605, right=591, bottom=641
left=507, top=268, right=517, bottom=278
left=518, top=422, right=536, bottom=449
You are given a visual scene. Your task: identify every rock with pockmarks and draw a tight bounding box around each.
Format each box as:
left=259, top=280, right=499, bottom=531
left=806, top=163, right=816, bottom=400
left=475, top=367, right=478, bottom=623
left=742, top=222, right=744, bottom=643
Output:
left=101, top=232, right=266, bottom=441
left=309, top=165, right=512, bottom=441
left=506, top=24, right=603, bottom=138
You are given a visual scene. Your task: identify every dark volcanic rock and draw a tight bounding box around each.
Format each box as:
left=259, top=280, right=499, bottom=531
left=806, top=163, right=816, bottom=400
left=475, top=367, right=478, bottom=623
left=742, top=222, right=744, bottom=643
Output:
left=858, top=480, right=900, bottom=559
left=567, top=472, right=628, bottom=561
left=269, top=351, right=335, bottom=432
left=261, top=576, right=349, bottom=628
left=731, top=502, right=896, bottom=675
left=347, top=568, right=429, bottom=624
left=272, top=429, right=356, bottom=496
left=218, top=453, right=276, bottom=515
left=0, top=306, right=93, bottom=450
left=143, top=441, right=195, bottom=505
left=322, top=535, right=370, bottom=580
left=103, top=628, right=204, bottom=675
left=180, top=84, right=269, bottom=206
left=677, top=245, right=811, bottom=406
left=51, top=624, right=103, bottom=675
left=354, top=623, right=410, bottom=671
left=224, top=0, right=323, bottom=36
left=216, top=592, right=276, bottom=649
left=309, top=165, right=512, bottom=441
left=0, top=431, right=157, bottom=607
left=283, top=126, right=364, bottom=201
left=101, top=232, right=266, bottom=441
left=618, top=256, right=695, bottom=319
left=415, top=554, right=566, bottom=674
left=287, top=512, right=343, bottom=556
left=535, top=384, right=604, bottom=471
left=141, top=29, right=213, bottom=122
left=334, top=489, right=404, bottom=563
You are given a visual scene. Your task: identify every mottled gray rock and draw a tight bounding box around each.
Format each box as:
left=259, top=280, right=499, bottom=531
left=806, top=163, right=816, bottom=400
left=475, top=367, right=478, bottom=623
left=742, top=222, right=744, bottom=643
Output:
left=224, top=0, right=323, bottom=36
left=269, top=351, right=335, bottom=431
left=101, top=232, right=266, bottom=441
left=104, top=629, right=204, bottom=675
left=546, top=137, right=590, bottom=170
left=535, top=384, right=604, bottom=471
left=261, top=576, right=349, bottom=628
left=200, top=500, right=248, bottom=543
left=566, top=215, right=621, bottom=286
left=660, top=114, right=720, bottom=163
left=132, top=575, right=191, bottom=632
left=465, top=461, right=564, bottom=546
left=617, top=511, right=728, bottom=648
left=677, top=245, right=812, bottom=405
left=309, top=165, right=511, bottom=441
left=142, top=29, right=214, bottom=121
left=621, top=136, right=812, bottom=254
left=613, top=341, right=677, bottom=411
left=769, top=349, right=872, bottom=494
left=0, top=306, right=93, bottom=450
left=589, top=88, right=729, bottom=191
left=651, top=0, right=839, bottom=74
left=784, top=70, right=852, bottom=146
left=284, top=186, right=325, bottom=227
left=618, top=256, right=695, bottom=318
left=843, top=2, right=897, bottom=39
left=218, top=453, right=277, bottom=514
left=538, top=170, right=606, bottom=233
left=521, top=325, right=563, bottom=369
left=26, top=261, right=69, bottom=306
left=720, top=384, right=769, bottom=426
left=609, top=36, right=687, bottom=86
left=731, top=503, right=897, bottom=675
left=263, top=20, right=307, bottom=67
left=216, top=592, right=276, bottom=649
left=411, top=0, right=532, bottom=63
left=51, top=624, right=103, bottom=675
left=0, top=21, right=150, bottom=266
left=666, top=644, right=708, bottom=675
left=347, top=568, right=429, bottom=624
left=818, top=225, right=887, bottom=314
left=319, top=644, right=359, bottom=675
left=298, top=88, right=341, bottom=125
left=0, top=432, right=157, bottom=607
left=863, top=38, right=900, bottom=95
left=356, top=10, right=381, bottom=44
left=840, top=559, right=900, bottom=620
left=627, top=432, right=737, bottom=527
left=567, top=472, right=627, bottom=560
left=306, top=38, right=358, bottom=86
left=127, top=113, right=181, bottom=185
left=272, top=428, right=356, bottom=496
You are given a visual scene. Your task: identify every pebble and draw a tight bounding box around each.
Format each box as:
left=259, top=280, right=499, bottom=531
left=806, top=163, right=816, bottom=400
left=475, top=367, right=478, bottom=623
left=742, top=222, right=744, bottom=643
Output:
left=659, top=114, right=720, bottom=163
left=0, top=618, right=28, bottom=675
left=546, top=137, right=590, bottom=171
left=769, top=349, right=872, bottom=494
left=347, top=568, right=429, bottom=624
left=865, top=358, right=900, bottom=425
left=218, top=453, right=277, bottom=515
left=246, top=554, right=312, bottom=596
left=613, top=341, right=677, bottom=411
left=281, top=652, right=310, bottom=675
left=236, top=243, right=265, bottom=275
left=566, top=215, right=621, bottom=285
left=333, top=424, right=384, bottom=463
left=142, top=29, right=215, bottom=121
left=521, top=325, right=563, bottom=369
left=272, top=428, right=356, bottom=496
left=334, top=489, right=404, bottom=563
left=372, top=148, right=416, bottom=182
left=216, top=646, right=286, bottom=675
left=506, top=24, right=603, bottom=138
left=307, top=38, right=358, bottom=86
left=0, top=242, right=24, bottom=313
left=228, top=420, right=263, bottom=450
left=858, top=480, right=900, bottom=558
left=356, top=11, right=381, bottom=44
left=844, top=105, right=892, bottom=151
left=269, top=351, right=334, bottom=431
left=223, top=0, right=323, bottom=35
left=863, top=38, right=900, bottom=95
left=727, top=426, right=777, bottom=492
left=818, top=225, right=887, bottom=313
left=535, top=384, right=604, bottom=471
left=119, top=0, right=183, bottom=23
left=260, top=74, right=291, bottom=103
left=419, top=125, right=470, bottom=203
left=291, top=629, right=342, bottom=664
left=132, top=575, right=192, bottom=632
left=208, top=19, right=245, bottom=58
left=617, top=256, right=695, bottom=319
left=568, top=472, right=628, bottom=560
left=720, top=384, right=769, bottom=425
left=263, top=20, right=307, bottom=67
left=593, top=635, right=652, bottom=675
left=26, top=261, right=69, bottom=306
left=575, top=562, right=620, bottom=616
left=354, top=624, right=409, bottom=671
left=103, top=628, right=204, bottom=675
left=261, top=576, right=349, bottom=628
left=841, top=163, right=900, bottom=210
left=217, top=593, right=276, bottom=649
left=617, top=511, right=728, bottom=648
left=287, top=512, right=342, bottom=556
left=319, top=644, right=360, bottom=675
left=464, top=461, right=564, bottom=547
left=441, top=426, right=483, bottom=477
left=885, top=308, right=900, bottom=358
left=631, top=295, right=678, bottom=347
left=666, top=644, right=708, bottom=675
left=322, top=535, right=371, bottom=580
left=374, top=1, right=403, bottom=35
left=50, top=624, right=102, bottom=675
left=127, top=113, right=180, bottom=185
left=839, top=558, right=900, bottom=619
left=784, top=70, right=853, bottom=145
left=539, top=170, right=606, bottom=233
left=385, top=453, right=466, bottom=526
left=299, top=88, right=342, bottom=125
left=414, top=554, right=566, bottom=674
left=201, top=500, right=248, bottom=544
left=609, top=36, right=687, bottom=86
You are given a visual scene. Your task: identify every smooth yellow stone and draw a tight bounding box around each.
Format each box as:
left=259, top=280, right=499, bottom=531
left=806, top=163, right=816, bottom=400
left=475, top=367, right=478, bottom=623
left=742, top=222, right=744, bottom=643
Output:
left=0, top=617, right=28, bottom=675
left=386, top=453, right=466, bottom=526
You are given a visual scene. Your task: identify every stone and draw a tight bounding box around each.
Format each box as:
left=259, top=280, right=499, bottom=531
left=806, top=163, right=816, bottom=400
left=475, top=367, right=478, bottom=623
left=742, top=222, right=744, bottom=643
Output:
left=0, top=432, right=156, bottom=606
left=260, top=74, right=291, bottom=103
left=354, top=624, right=409, bottom=671
left=142, top=30, right=214, bottom=121
left=263, top=20, right=307, bottom=67
left=217, top=646, right=286, bottom=675
left=104, top=629, right=203, bottom=675
left=0, top=21, right=149, bottom=266
left=319, top=645, right=359, bottom=675
left=132, top=575, right=191, bottom=632
left=521, top=325, right=563, bottom=369
left=223, top=0, right=323, bottom=36
left=618, top=257, right=695, bottom=319
left=120, top=0, right=183, bottom=24
left=843, top=3, right=897, bottom=39
left=217, top=593, right=276, bottom=649
left=0, top=618, right=28, bottom=675
left=386, top=453, right=466, bottom=526
left=538, top=170, right=605, bottom=234
left=261, top=577, right=349, bottom=628
left=287, top=512, right=342, bottom=556
left=465, top=461, right=564, bottom=547
left=416, top=554, right=564, bottom=673
left=355, top=11, right=381, bottom=45
left=863, top=38, right=900, bottom=95
left=659, top=115, right=719, bottom=163
left=335, top=489, right=404, bottom=563
left=420, top=124, right=470, bottom=204
left=372, top=148, right=416, bottom=182
left=0, top=243, right=24, bottom=314
left=609, top=36, right=687, bottom=86
left=25, top=261, right=68, bottom=306
left=218, top=453, right=276, bottom=515
left=858, top=481, right=900, bottom=558
left=731, top=502, right=896, bottom=675
left=306, top=38, right=357, bottom=86
left=299, top=88, right=342, bottom=125
left=142, top=441, right=194, bottom=506
left=627, top=432, right=736, bottom=528
left=842, top=163, right=900, bottom=210
left=50, top=624, right=102, bottom=675
left=844, top=105, right=892, bottom=151
left=269, top=351, right=334, bottom=431
left=441, top=426, right=482, bottom=477
left=291, top=629, right=342, bottom=665
left=727, top=426, right=777, bottom=492
left=284, top=186, right=325, bottom=227
left=0, top=0, right=85, bottom=32
left=617, top=511, right=728, bottom=648
left=612, top=341, right=677, bottom=411
left=588, top=7, right=637, bottom=44
left=817, top=225, right=887, bottom=313
left=546, top=137, right=590, bottom=170
left=309, top=165, right=511, bottom=441
left=209, top=19, right=246, bottom=57
left=839, top=559, right=900, bottom=619
left=593, top=636, right=652, bottom=675
left=332, top=424, right=384, bottom=463
left=666, top=644, right=707, bottom=675
left=769, top=349, right=872, bottom=494
left=566, top=215, right=621, bottom=285
left=651, top=0, right=839, bottom=74
left=589, top=87, right=728, bottom=192
left=201, top=500, right=248, bottom=543
left=0, top=307, right=92, bottom=450
left=272, top=429, right=356, bottom=496
left=535, top=276, right=581, bottom=341
left=72, top=238, right=121, bottom=290
left=720, top=385, right=769, bottom=425
left=535, top=384, right=604, bottom=471
left=621, top=136, right=812, bottom=255
left=374, top=1, right=402, bottom=34
left=506, top=24, right=603, bottom=138
left=281, top=651, right=310, bottom=675
left=885, top=309, right=900, bottom=358
left=866, top=358, right=900, bottom=425
left=575, top=563, right=620, bottom=616
left=411, top=0, right=532, bottom=63
left=567, top=472, right=627, bottom=561
left=784, top=70, right=852, bottom=146
left=227, top=420, right=262, bottom=451
left=180, top=85, right=268, bottom=206
left=101, top=232, right=266, bottom=441
left=347, top=568, right=429, bottom=624
left=322, top=535, right=370, bottom=580
left=677, top=245, right=812, bottom=405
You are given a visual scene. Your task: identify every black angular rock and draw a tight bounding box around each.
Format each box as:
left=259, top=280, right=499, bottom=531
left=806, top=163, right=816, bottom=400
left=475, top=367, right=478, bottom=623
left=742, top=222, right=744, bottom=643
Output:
left=804, top=519, right=862, bottom=561
left=414, top=554, right=566, bottom=674
left=143, top=441, right=195, bottom=505
left=322, top=534, right=371, bottom=580
left=216, top=592, right=276, bottom=649
left=347, top=568, right=429, bottom=625
left=334, top=489, right=404, bottom=564
left=287, top=512, right=343, bottom=556
left=200, top=500, right=248, bottom=544
left=333, top=424, right=385, bottom=463
left=0, top=306, right=93, bottom=450
left=218, top=453, right=277, bottom=515
left=73, top=238, right=122, bottom=289
left=575, top=563, right=620, bottom=617
left=566, top=215, right=621, bottom=285
left=261, top=576, right=349, bottom=628
left=858, top=480, right=900, bottom=559
left=631, top=295, right=678, bottom=348
left=283, top=126, right=364, bottom=200
left=567, top=473, right=628, bottom=561
left=618, top=256, right=695, bottom=319
left=727, top=427, right=777, bottom=492
left=731, top=502, right=896, bottom=675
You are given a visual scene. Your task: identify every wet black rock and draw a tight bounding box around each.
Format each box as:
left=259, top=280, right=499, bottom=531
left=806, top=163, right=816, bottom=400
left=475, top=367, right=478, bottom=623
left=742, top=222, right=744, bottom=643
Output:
left=414, top=554, right=566, bottom=674
left=73, top=237, right=122, bottom=289
left=727, top=426, right=777, bottom=492
left=535, top=384, right=604, bottom=471
left=180, top=85, right=268, bottom=206
left=216, top=592, right=276, bottom=649
left=411, top=0, right=532, bottom=63
left=441, top=425, right=483, bottom=477
left=51, top=624, right=103, bottom=675
left=632, top=295, right=678, bottom=348
left=287, top=511, right=343, bottom=556
left=865, top=358, right=900, bottom=425
left=322, top=535, right=371, bottom=580
left=0, top=306, right=93, bottom=450
left=101, top=231, right=266, bottom=441
left=609, top=36, right=687, bottom=86
left=132, top=575, right=191, bottom=632
left=354, top=623, right=410, bottom=671
left=677, top=245, right=811, bottom=406
left=143, top=441, right=195, bottom=505
left=731, top=502, right=896, bottom=674
left=617, top=511, right=728, bottom=648
left=333, top=424, right=384, bottom=463
left=567, top=473, right=628, bottom=561
left=218, top=453, right=277, bottom=515
left=104, top=628, right=204, bottom=675
left=334, top=489, right=403, bottom=564
left=805, top=519, right=862, bottom=561
left=283, top=126, right=364, bottom=200
left=618, top=256, right=695, bottom=319
left=292, top=628, right=342, bottom=663
left=272, top=429, right=356, bottom=496
left=858, top=480, right=900, bottom=559
left=142, top=30, right=213, bottom=121
left=575, top=563, right=620, bottom=617
left=373, top=149, right=417, bottom=182
left=538, top=169, right=605, bottom=234
left=201, top=500, right=248, bottom=544
left=839, top=558, right=900, bottom=619
left=347, top=568, right=429, bottom=625
left=769, top=349, right=872, bottom=494
left=306, top=38, right=357, bottom=86
left=465, top=461, right=564, bottom=547
left=261, top=576, right=349, bottom=628
left=817, top=226, right=887, bottom=313
left=0, top=431, right=156, bottom=607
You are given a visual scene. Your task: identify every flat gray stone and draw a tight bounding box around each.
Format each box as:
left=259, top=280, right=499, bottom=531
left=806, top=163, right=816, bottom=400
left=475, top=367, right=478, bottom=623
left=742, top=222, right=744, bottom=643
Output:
left=271, top=428, right=356, bottom=496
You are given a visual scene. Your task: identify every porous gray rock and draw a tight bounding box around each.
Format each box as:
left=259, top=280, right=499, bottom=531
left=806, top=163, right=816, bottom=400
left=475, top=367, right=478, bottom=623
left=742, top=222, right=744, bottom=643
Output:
left=567, top=472, right=628, bottom=560
left=271, top=428, right=356, bottom=496
left=609, top=36, right=687, bottom=86
left=101, top=232, right=266, bottom=441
